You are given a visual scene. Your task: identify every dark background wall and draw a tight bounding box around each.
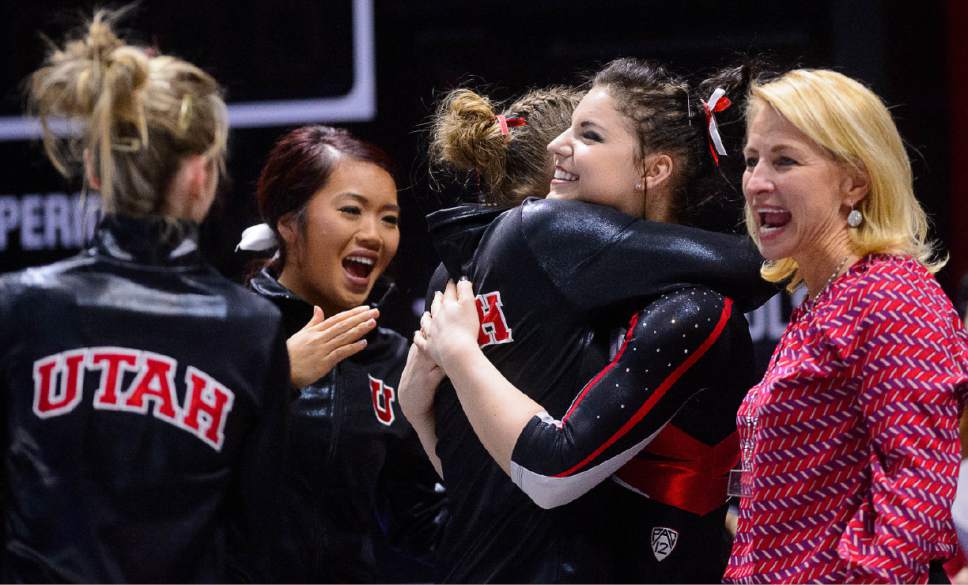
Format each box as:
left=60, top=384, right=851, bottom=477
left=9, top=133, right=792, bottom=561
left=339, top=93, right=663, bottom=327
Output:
left=1, top=0, right=961, bottom=369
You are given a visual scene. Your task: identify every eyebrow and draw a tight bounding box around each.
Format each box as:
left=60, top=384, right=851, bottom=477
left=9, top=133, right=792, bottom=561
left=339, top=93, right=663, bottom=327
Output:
left=769, top=143, right=803, bottom=153
left=342, top=192, right=400, bottom=212
left=743, top=143, right=804, bottom=154
left=579, top=120, right=604, bottom=131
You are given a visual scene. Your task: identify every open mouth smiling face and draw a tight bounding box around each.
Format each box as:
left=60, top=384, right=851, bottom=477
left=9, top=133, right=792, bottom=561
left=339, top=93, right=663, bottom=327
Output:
left=341, top=250, right=379, bottom=293
left=545, top=86, right=644, bottom=218
left=743, top=105, right=860, bottom=263
left=755, top=206, right=792, bottom=240
left=281, top=157, right=400, bottom=314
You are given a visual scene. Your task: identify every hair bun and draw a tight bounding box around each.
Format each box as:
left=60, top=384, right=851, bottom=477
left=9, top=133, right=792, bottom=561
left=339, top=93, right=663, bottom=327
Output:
left=28, top=8, right=229, bottom=217
left=83, top=12, right=125, bottom=63
left=35, top=10, right=150, bottom=122
left=105, top=45, right=150, bottom=95
left=431, top=88, right=507, bottom=183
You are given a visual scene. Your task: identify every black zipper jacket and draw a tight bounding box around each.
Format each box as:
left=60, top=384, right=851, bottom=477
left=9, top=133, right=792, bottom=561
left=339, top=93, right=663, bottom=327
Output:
left=0, top=214, right=290, bottom=583
left=425, top=197, right=774, bottom=583
left=249, top=268, right=445, bottom=583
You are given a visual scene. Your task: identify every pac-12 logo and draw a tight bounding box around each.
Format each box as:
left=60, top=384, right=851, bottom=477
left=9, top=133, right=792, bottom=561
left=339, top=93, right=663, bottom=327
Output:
left=475, top=291, right=513, bottom=347
left=369, top=375, right=396, bottom=426
left=651, top=526, right=679, bottom=562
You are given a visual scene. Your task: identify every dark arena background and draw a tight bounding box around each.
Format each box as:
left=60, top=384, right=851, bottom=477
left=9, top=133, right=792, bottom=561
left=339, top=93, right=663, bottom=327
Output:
left=2, top=0, right=965, bottom=374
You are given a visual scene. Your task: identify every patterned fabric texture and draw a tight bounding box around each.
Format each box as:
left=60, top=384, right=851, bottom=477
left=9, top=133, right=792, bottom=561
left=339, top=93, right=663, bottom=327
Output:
left=726, top=254, right=968, bottom=584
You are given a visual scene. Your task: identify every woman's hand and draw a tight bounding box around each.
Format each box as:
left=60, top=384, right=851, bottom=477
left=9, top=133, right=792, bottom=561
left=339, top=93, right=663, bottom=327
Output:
left=415, top=279, right=480, bottom=371
left=415, top=278, right=542, bottom=477
left=399, top=343, right=446, bottom=421
left=399, top=343, right=446, bottom=478
left=287, top=305, right=378, bottom=388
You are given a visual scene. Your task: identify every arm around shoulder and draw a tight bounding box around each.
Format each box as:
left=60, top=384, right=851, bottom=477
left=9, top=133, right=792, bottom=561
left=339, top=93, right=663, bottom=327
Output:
left=511, top=287, right=738, bottom=508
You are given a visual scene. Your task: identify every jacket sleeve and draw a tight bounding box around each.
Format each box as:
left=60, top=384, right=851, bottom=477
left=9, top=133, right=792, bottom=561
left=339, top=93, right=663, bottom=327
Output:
left=424, top=263, right=450, bottom=312
left=835, top=284, right=966, bottom=583
left=520, top=198, right=768, bottom=314
left=509, top=287, right=735, bottom=509
left=377, top=425, right=448, bottom=568
left=227, top=319, right=291, bottom=582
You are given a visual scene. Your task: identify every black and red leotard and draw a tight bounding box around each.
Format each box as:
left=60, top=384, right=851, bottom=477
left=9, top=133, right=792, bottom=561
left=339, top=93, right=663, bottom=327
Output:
left=426, top=197, right=770, bottom=582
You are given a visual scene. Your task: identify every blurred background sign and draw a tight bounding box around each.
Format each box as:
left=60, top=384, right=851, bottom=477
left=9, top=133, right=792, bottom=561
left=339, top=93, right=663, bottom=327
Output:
left=0, top=0, right=374, bottom=140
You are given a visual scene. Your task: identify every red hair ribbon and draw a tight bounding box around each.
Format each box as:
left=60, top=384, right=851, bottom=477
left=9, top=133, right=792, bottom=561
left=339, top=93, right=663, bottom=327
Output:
left=701, top=88, right=732, bottom=166
left=495, top=114, right=527, bottom=137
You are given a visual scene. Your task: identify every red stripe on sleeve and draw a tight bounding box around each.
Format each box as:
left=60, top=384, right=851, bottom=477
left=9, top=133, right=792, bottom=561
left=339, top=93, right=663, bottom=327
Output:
left=554, top=298, right=733, bottom=478
left=561, top=312, right=641, bottom=422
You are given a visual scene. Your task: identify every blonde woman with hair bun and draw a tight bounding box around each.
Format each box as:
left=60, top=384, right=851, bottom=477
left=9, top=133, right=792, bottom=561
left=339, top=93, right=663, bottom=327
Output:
left=726, top=68, right=968, bottom=583
left=0, top=10, right=289, bottom=582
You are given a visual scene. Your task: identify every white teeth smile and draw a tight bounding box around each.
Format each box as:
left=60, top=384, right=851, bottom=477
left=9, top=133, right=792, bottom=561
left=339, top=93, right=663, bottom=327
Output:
left=554, top=168, right=578, bottom=181
left=756, top=207, right=792, bottom=232
left=345, top=256, right=375, bottom=266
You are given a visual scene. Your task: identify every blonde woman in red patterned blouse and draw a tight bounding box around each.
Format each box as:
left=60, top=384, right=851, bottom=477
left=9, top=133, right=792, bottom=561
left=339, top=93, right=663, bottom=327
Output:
left=725, top=69, right=968, bottom=584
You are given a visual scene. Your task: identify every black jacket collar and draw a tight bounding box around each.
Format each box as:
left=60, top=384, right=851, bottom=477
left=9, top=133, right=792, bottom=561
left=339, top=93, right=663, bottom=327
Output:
left=248, top=267, right=398, bottom=339
left=425, top=204, right=506, bottom=280
left=93, top=213, right=203, bottom=267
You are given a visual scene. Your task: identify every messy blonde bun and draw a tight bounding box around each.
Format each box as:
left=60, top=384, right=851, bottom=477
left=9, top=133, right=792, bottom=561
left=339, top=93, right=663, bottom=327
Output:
left=28, top=9, right=228, bottom=217
left=430, top=85, right=583, bottom=208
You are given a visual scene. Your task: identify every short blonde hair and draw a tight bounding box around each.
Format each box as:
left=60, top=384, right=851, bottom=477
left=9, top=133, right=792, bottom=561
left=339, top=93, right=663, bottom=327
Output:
left=744, top=69, right=943, bottom=290
left=29, top=9, right=228, bottom=217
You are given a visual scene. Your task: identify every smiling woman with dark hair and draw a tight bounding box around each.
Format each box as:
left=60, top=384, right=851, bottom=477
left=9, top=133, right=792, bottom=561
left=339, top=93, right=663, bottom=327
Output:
left=402, top=58, right=773, bottom=583
left=238, top=124, right=444, bottom=583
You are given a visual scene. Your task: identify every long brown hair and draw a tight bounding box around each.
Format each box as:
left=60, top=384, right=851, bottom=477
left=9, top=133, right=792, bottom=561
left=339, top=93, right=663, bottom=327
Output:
left=591, top=57, right=755, bottom=231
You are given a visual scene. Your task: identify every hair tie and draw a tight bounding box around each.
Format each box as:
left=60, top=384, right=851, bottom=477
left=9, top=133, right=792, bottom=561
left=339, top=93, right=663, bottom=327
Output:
left=236, top=222, right=278, bottom=252
left=701, top=87, right=732, bottom=166
left=177, top=94, right=193, bottom=135
left=495, top=114, right=527, bottom=137
left=111, top=137, right=142, bottom=152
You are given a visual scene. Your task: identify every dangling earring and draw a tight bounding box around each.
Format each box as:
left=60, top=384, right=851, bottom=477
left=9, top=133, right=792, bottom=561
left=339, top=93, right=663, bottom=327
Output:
left=847, top=204, right=863, bottom=228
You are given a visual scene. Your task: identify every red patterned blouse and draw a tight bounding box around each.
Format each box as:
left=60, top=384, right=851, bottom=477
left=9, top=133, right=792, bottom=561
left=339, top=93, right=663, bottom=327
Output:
left=725, top=254, right=968, bottom=584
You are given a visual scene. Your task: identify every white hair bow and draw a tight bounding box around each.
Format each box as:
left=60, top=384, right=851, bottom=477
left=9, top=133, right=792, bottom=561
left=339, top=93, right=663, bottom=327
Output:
left=235, top=223, right=278, bottom=252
